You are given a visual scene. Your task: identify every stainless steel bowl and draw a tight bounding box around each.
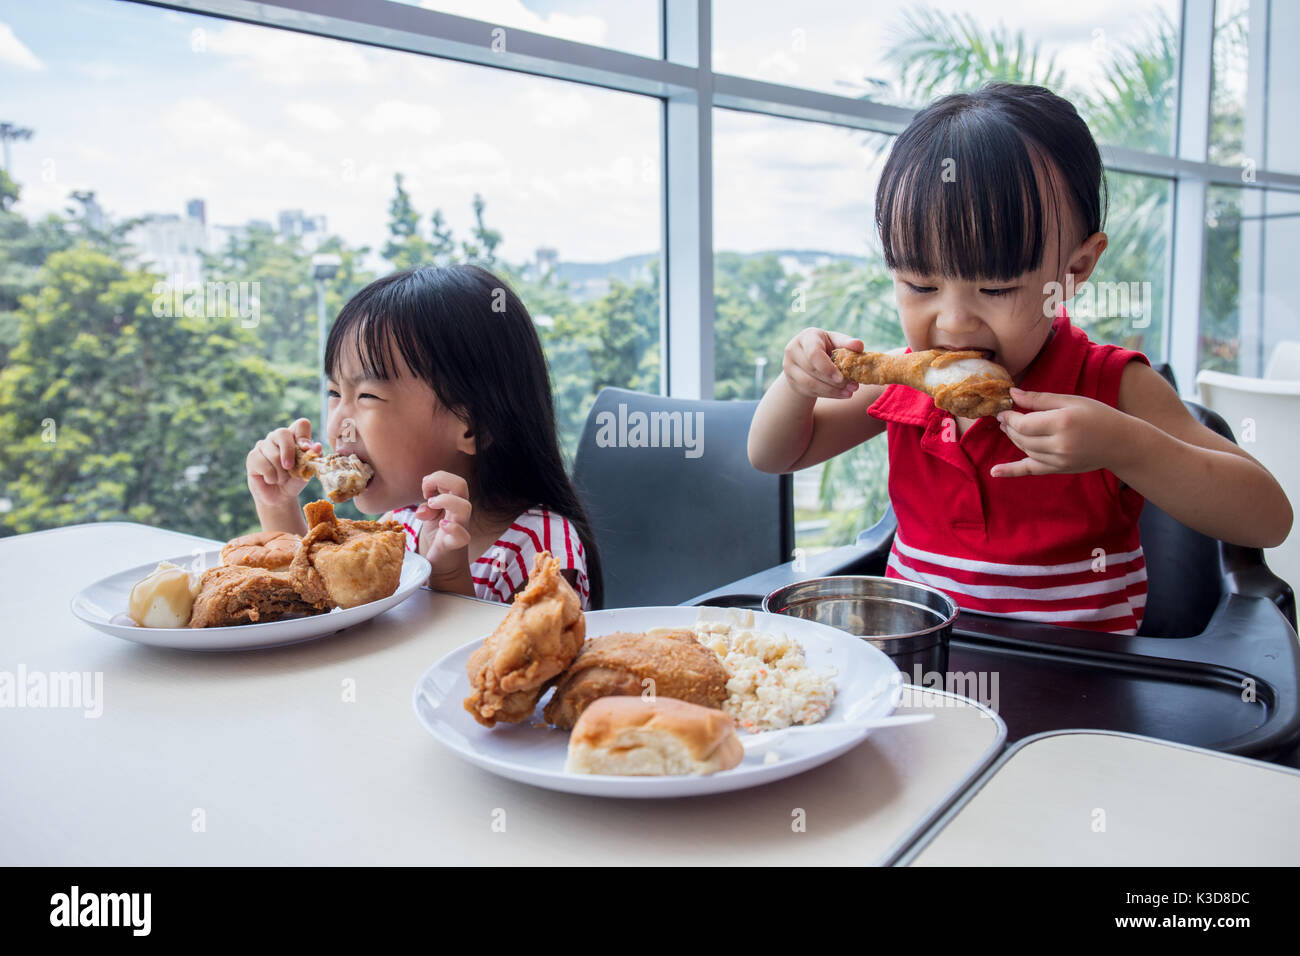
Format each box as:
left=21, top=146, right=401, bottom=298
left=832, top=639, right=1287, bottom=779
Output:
left=762, top=576, right=959, bottom=673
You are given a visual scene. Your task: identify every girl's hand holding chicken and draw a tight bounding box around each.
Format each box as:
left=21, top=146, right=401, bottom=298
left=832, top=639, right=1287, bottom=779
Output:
left=414, top=470, right=474, bottom=593
left=991, top=387, right=1122, bottom=477
left=246, top=417, right=323, bottom=535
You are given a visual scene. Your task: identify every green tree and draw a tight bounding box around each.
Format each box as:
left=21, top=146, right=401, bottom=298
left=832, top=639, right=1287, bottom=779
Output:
left=0, top=170, right=74, bottom=367
left=0, top=244, right=299, bottom=540
left=882, top=8, right=1064, bottom=104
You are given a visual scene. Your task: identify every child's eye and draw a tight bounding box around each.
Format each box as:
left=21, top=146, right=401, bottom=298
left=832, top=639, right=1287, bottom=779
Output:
left=981, top=287, right=1017, bottom=297
left=359, top=393, right=379, bottom=400
left=905, top=282, right=936, bottom=294
left=327, top=389, right=340, bottom=399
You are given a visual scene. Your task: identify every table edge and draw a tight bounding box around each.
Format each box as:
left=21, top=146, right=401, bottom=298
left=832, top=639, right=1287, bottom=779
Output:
left=875, top=686, right=1008, bottom=867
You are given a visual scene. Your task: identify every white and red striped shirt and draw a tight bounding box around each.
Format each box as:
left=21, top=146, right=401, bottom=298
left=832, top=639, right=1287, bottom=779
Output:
left=388, top=504, right=591, bottom=610
left=885, top=534, right=1148, bottom=634
left=867, top=308, right=1150, bottom=635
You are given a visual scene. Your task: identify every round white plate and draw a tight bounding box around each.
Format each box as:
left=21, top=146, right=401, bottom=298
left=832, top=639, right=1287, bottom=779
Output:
left=71, top=549, right=431, bottom=651
left=413, top=606, right=904, bottom=798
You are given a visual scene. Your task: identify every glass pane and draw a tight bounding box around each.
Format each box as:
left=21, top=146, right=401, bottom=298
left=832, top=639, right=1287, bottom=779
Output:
left=1210, top=0, right=1250, bottom=167
left=1075, top=171, right=1172, bottom=359
left=0, top=0, right=660, bottom=539
left=713, top=0, right=1181, bottom=154
left=1202, top=186, right=1300, bottom=375
left=383, top=0, right=660, bottom=58
left=713, top=109, right=897, bottom=555
left=1202, top=186, right=1246, bottom=373
left=1264, top=0, right=1300, bottom=175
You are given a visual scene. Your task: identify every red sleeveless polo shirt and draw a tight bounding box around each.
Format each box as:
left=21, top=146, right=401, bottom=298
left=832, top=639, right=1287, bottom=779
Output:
left=866, top=308, right=1151, bottom=635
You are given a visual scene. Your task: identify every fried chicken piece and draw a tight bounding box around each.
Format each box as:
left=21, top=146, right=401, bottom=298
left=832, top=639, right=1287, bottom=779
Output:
left=543, top=629, right=731, bottom=731
left=188, top=564, right=330, bottom=628
left=832, top=347, right=1014, bottom=418
left=464, top=551, right=586, bottom=728
left=293, top=447, right=374, bottom=503
left=289, top=499, right=405, bottom=609
left=220, top=530, right=301, bottom=570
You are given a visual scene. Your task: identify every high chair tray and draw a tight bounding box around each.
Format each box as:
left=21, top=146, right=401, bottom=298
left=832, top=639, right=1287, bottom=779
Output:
left=939, top=603, right=1298, bottom=760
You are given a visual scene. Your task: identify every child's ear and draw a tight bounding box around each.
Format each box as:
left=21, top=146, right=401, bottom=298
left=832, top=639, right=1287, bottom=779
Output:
left=1065, top=231, right=1108, bottom=285
left=456, top=425, right=477, bottom=456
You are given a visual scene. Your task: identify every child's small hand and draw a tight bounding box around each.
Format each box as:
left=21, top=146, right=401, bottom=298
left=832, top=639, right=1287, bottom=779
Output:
left=247, top=418, right=322, bottom=508
left=782, top=328, right=865, bottom=400
left=414, top=470, right=473, bottom=587
left=990, top=387, right=1127, bottom=477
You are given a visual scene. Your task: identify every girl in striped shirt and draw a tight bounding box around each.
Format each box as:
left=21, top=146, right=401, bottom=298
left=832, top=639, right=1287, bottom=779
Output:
left=749, top=83, right=1290, bottom=635
left=244, top=264, right=602, bottom=610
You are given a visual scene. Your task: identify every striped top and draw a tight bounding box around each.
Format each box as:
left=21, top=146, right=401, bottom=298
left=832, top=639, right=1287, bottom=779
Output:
left=388, top=504, right=591, bottom=610
left=867, top=308, right=1150, bottom=635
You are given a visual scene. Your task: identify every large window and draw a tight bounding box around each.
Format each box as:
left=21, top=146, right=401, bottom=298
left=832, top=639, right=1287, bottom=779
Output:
left=0, top=0, right=659, bottom=539
left=2, top=0, right=1298, bottom=558
left=712, top=109, right=892, bottom=551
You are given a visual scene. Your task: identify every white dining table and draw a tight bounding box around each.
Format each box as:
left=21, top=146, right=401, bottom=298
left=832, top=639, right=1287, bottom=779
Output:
left=900, top=729, right=1300, bottom=865
left=0, top=521, right=1012, bottom=865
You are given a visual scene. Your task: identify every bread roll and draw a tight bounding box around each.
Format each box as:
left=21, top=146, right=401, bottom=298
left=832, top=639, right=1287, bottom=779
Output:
left=564, top=696, right=743, bottom=776
left=220, top=530, right=301, bottom=569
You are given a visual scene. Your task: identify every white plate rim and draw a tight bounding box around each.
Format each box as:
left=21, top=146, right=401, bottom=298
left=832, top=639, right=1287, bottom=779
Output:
left=412, top=606, right=904, bottom=798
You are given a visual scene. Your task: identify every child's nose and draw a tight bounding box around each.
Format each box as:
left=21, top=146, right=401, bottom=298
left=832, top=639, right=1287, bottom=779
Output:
left=935, top=305, right=982, bottom=332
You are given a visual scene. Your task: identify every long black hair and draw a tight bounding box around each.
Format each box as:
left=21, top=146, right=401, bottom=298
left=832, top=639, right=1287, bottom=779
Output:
left=875, top=82, right=1107, bottom=282
left=324, top=264, right=604, bottom=609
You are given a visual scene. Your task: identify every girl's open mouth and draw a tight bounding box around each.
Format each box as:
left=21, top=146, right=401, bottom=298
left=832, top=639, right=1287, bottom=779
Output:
left=935, top=346, right=997, bottom=361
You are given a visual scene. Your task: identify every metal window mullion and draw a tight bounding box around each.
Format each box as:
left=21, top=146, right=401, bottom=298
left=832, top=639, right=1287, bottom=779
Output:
left=1169, top=0, right=1216, bottom=395
left=662, top=0, right=713, bottom=399
left=133, top=0, right=697, bottom=96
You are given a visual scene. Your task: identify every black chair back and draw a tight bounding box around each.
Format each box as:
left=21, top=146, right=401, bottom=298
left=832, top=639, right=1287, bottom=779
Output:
left=572, top=388, right=793, bottom=608
left=1152, top=361, right=1178, bottom=392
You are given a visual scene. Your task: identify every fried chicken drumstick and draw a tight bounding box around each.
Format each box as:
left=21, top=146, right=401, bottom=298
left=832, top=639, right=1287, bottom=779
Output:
left=292, top=447, right=374, bottom=503
left=831, top=348, right=1014, bottom=418
left=464, top=551, right=586, bottom=728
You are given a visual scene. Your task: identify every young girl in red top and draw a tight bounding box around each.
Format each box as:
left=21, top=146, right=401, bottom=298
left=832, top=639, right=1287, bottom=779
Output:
left=243, top=264, right=603, bottom=610
left=749, top=83, right=1291, bottom=635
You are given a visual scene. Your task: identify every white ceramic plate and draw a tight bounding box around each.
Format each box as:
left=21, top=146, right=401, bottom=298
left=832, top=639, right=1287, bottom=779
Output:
left=71, top=549, right=431, bottom=651
left=413, top=606, right=904, bottom=798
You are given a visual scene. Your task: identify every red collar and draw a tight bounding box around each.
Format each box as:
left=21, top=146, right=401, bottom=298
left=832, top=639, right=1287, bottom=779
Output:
left=868, top=307, right=1085, bottom=425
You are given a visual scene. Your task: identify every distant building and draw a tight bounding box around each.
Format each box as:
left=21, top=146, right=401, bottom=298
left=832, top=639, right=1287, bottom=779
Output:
left=278, top=209, right=328, bottom=250
left=128, top=210, right=207, bottom=284
left=68, top=191, right=105, bottom=232
left=209, top=219, right=274, bottom=253
left=535, top=246, right=558, bottom=277
left=185, top=198, right=206, bottom=226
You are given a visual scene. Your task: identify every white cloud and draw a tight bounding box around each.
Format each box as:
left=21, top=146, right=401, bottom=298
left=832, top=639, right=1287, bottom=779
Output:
left=523, top=86, right=593, bottom=129
left=201, top=21, right=376, bottom=87
left=77, top=60, right=124, bottom=82
left=162, top=96, right=251, bottom=143
left=362, top=100, right=443, bottom=136
left=0, top=21, right=44, bottom=71
left=222, top=139, right=336, bottom=182
left=75, top=144, right=116, bottom=165
left=284, top=101, right=344, bottom=133
left=419, top=0, right=608, bottom=46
